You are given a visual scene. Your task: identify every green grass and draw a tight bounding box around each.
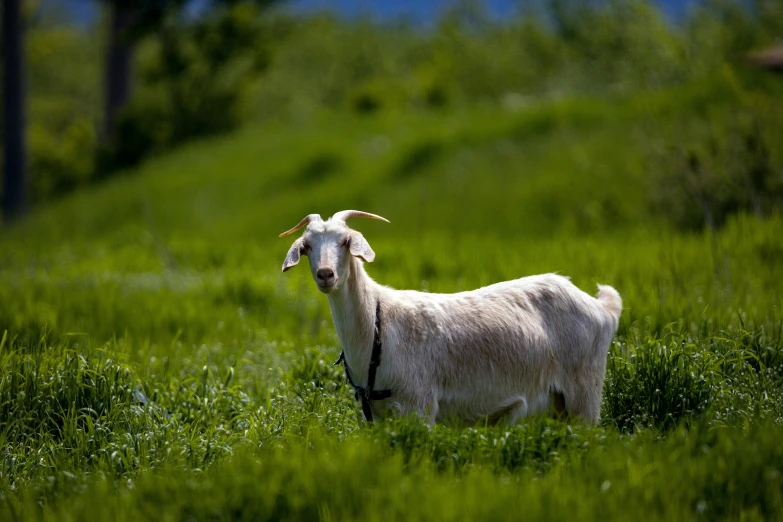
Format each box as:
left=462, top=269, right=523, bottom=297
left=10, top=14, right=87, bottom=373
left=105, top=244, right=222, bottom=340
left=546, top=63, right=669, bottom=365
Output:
left=1, top=78, right=783, bottom=520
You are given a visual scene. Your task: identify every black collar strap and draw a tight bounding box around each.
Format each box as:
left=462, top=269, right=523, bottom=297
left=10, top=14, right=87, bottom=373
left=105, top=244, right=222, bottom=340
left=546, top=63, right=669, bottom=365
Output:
left=335, top=301, right=392, bottom=422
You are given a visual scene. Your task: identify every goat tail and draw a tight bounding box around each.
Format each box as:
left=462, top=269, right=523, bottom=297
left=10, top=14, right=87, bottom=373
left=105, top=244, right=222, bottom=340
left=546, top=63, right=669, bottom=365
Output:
left=596, top=284, right=622, bottom=318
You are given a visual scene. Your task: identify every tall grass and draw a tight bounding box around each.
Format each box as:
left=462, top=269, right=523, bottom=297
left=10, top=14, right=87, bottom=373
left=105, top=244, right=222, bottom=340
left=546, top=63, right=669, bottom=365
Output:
left=0, top=77, right=782, bottom=519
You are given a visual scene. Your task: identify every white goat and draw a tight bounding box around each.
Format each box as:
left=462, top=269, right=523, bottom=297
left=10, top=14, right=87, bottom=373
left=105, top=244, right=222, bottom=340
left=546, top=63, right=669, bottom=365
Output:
left=280, top=210, right=622, bottom=425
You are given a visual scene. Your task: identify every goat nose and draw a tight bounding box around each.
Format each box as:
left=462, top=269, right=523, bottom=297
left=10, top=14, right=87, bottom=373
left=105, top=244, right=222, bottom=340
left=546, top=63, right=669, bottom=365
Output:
left=316, top=268, right=335, bottom=285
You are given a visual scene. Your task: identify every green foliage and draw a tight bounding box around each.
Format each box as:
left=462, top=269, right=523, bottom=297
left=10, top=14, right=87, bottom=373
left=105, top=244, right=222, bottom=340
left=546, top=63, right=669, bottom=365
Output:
left=648, top=104, right=783, bottom=231
left=0, top=86, right=782, bottom=516
left=1, top=337, right=782, bottom=520
left=1, top=424, right=779, bottom=521
left=24, top=24, right=101, bottom=201
left=18, top=0, right=783, bottom=202
left=100, top=1, right=274, bottom=170
left=255, top=0, right=783, bottom=118
left=28, top=118, right=96, bottom=200
left=2, top=4, right=783, bottom=518
left=0, top=334, right=255, bottom=485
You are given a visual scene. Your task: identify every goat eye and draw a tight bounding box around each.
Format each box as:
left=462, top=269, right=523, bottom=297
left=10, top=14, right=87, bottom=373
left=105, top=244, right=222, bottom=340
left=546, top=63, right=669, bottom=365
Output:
left=341, top=237, right=350, bottom=247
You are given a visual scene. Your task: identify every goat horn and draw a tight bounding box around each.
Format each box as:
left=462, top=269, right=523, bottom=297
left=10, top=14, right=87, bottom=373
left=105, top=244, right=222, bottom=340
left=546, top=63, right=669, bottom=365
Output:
left=331, top=210, right=390, bottom=224
left=279, top=214, right=322, bottom=237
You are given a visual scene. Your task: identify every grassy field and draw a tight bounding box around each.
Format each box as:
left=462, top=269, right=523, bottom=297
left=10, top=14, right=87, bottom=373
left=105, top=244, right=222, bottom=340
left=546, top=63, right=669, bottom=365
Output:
left=1, top=75, right=783, bottom=520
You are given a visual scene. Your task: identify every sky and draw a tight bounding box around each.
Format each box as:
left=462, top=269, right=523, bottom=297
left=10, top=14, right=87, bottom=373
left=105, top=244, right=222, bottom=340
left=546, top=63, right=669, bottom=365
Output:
left=287, top=0, right=696, bottom=22
left=288, top=0, right=517, bottom=22
left=46, top=0, right=698, bottom=27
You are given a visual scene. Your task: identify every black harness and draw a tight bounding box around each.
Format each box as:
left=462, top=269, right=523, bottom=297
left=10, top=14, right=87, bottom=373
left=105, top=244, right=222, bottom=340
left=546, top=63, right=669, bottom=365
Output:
left=334, top=301, right=392, bottom=422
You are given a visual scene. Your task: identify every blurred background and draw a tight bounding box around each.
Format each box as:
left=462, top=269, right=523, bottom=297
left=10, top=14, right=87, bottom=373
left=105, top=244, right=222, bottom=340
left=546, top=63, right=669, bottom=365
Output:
left=3, top=0, right=782, bottom=220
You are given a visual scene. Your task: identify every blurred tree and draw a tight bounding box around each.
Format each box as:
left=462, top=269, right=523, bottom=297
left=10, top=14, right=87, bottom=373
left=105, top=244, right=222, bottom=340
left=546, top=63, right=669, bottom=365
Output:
left=2, top=0, right=27, bottom=222
left=100, top=0, right=181, bottom=141
left=99, top=0, right=280, bottom=169
left=649, top=113, right=781, bottom=237
left=100, top=0, right=279, bottom=142
left=26, top=15, right=101, bottom=202
left=103, top=2, right=136, bottom=140
left=549, top=0, right=595, bottom=46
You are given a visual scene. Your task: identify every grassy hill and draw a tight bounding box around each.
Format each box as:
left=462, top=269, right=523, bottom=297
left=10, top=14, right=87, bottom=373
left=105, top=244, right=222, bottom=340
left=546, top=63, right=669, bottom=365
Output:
left=1, top=76, right=782, bottom=520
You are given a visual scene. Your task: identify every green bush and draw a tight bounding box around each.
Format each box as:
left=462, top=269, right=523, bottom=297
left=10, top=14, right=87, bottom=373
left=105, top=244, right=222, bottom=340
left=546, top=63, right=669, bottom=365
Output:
left=648, top=107, right=782, bottom=231
left=604, top=336, right=714, bottom=432
left=28, top=118, right=96, bottom=200
left=100, top=2, right=272, bottom=171
left=24, top=22, right=100, bottom=201
left=0, top=334, right=254, bottom=481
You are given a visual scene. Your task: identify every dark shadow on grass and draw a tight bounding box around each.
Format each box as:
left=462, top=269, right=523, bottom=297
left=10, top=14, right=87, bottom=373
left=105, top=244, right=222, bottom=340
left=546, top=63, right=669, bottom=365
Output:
left=390, top=140, right=444, bottom=181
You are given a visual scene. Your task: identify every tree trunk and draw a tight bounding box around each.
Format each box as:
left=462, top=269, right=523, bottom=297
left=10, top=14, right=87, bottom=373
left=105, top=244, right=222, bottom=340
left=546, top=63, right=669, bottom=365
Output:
left=2, top=0, right=26, bottom=222
left=102, top=2, right=135, bottom=141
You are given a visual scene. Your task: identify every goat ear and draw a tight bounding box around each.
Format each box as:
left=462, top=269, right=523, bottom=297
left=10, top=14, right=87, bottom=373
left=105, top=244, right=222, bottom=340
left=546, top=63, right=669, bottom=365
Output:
left=349, top=231, right=375, bottom=262
left=282, top=238, right=304, bottom=272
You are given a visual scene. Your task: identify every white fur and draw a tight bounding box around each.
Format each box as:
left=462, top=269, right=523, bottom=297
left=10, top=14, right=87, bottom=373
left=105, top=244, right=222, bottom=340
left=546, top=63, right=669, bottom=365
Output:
left=281, top=212, right=622, bottom=425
